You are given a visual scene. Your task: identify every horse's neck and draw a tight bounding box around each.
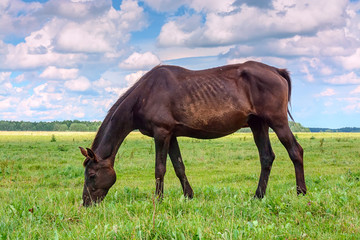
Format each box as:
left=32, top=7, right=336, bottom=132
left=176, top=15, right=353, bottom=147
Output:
left=92, top=107, right=134, bottom=162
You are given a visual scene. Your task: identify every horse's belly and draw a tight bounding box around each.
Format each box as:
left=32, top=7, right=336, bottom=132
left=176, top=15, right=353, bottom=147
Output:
left=174, top=109, right=249, bottom=137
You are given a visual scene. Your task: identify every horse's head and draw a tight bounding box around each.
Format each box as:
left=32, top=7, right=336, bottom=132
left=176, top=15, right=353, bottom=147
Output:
left=79, top=147, right=116, bottom=207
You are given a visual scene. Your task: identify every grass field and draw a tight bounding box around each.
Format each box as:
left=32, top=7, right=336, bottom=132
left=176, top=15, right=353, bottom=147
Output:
left=0, top=131, right=360, bottom=239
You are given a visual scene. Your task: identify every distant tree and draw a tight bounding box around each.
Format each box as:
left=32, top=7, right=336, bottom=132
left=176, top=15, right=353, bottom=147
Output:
left=0, top=121, right=13, bottom=131
left=69, top=123, right=89, bottom=132
left=87, top=121, right=101, bottom=131
left=53, top=123, right=68, bottom=131
left=0, top=121, right=18, bottom=131
left=289, top=121, right=310, bottom=132
left=20, top=122, right=36, bottom=131
left=238, top=121, right=310, bottom=133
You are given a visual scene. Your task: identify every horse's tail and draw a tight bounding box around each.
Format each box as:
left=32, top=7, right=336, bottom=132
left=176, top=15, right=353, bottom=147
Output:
left=277, top=68, right=294, bottom=122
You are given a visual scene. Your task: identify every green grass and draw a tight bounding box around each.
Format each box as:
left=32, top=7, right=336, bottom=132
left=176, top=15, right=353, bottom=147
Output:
left=0, top=131, right=360, bottom=239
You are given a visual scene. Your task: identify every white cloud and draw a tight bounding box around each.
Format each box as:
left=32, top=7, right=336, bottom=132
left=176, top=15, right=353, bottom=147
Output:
left=189, top=0, right=235, bottom=13
left=74, top=112, right=85, bottom=118
left=227, top=57, right=262, bottom=64
left=0, top=72, right=11, bottom=82
left=3, top=32, right=86, bottom=69
left=0, top=0, right=43, bottom=38
left=125, top=71, right=147, bottom=86
left=0, top=98, right=11, bottom=110
left=55, top=22, right=113, bottom=53
left=40, top=0, right=109, bottom=21
left=158, top=45, right=232, bottom=61
left=339, top=49, right=360, bottom=70
left=40, top=66, right=79, bottom=80
left=15, top=83, right=63, bottom=116
left=141, top=0, right=185, bottom=12
left=93, top=77, right=112, bottom=89
left=119, top=52, right=161, bottom=70
left=317, top=88, right=336, bottom=97
left=33, top=83, right=48, bottom=95
left=340, top=97, right=360, bottom=112
left=326, top=72, right=360, bottom=85
left=227, top=57, right=287, bottom=67
left=0, top=72, right=24, bottom=96
left=14, top=74, right=25, bottom=83
left=301, top=65, right=315, bottom=82
left=54, top=0, right=147, bottom=53
left=64, top=76, right=91, bottom=91
left=320, top=66, right=333, bottom=75
left=143, top=0, right=269, bottom=14
left=223, top=28, right=355, bottom=61
left=343, top=102, right=360, bottom=112
left=0, top=0, right=147, bottom=70
left=157, top=15, right=203, bottom=47
left=105, top=87, right=128, bottom=96
left=351, top=86, right=360, bottom=95
left=158, top=0, right=348, bottom=47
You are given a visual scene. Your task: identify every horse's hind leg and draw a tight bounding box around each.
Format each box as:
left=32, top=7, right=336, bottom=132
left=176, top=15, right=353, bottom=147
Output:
left=271, top=122, right=307, bottom=195
left=168, top=136, right=194, bottom=198
left=249, top=116, right=275, bottom=198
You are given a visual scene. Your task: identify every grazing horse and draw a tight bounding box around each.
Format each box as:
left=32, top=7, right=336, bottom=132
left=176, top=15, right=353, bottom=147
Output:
left=79, top=61, right=306, bottom=207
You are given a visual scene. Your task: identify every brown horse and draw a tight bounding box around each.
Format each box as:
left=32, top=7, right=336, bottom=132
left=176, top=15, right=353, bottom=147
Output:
left=79, top=61, right=306, bottom=206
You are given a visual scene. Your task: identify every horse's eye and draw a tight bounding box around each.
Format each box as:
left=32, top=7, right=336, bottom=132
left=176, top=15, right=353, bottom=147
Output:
left=89, top=173, right=96, bottom=179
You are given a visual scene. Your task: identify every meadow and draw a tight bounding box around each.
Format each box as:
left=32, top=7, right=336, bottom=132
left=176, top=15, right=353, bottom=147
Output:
left=0, top=131, right=359, bottom=239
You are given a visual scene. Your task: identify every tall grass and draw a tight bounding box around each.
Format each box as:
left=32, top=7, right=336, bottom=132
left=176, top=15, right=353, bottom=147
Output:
left=0, top=132, right=359, bottom=239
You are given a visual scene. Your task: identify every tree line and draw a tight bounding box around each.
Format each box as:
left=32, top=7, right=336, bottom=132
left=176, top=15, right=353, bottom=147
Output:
left=309, top=127, right=360, bottom=132
left=0, top=120, right=311, bottom=132
left=0, top=120, right=101, bottom=132
left=238, top=121, right=310, bottom=133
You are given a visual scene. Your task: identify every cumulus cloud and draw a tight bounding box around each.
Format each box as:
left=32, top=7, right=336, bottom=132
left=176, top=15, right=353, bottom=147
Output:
left=105, top=87, right=127, bottom=96
left=64, top=76, right=91, bottom=91
left=143, top=0, right=259, bottom=13
left=158, top=0, right=348, bottom=47
left=93, top=77, right=113, bottom=89
left=119, top=52, right=161, bottom=70
left=0, top=71, right=23, bottom=96
left=0, top=0, right=42, bottom=38
left=340, top=97, right=360, bottom=112
left=0, top=0, right=147, bottom=70
left=189, top=0, right=236, bottom=13
left=338, top=49, right=360, bottom=70
left=14, top=82, right=63, bottom=120
left=227, top=57, right=287, bottom=67
left=40, top=0, right=110, bottom=21
left=317, top=88, right=336, bottom=97
left=2, top=23, right=87, bottom=69
left=53, top=0, right=148, bottom=54
left=0, top=72, right=11, bottom=82
left=351, top=86, right=360, bottom=95
left=125, top=71, right=147, bottom=85
left=0, top=98, right=12, bottom=110
left=40, top=66, right=79, bottom=80
left=141, top=0, right=185, bottom=12
left=326, top=72, right=360, bottom=85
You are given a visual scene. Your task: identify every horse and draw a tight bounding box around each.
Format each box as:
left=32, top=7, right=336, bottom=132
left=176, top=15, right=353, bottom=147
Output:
left=79, top=61, right=306, bottom=207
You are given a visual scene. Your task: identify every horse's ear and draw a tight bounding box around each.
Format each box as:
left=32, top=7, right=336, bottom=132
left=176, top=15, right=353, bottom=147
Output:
left=79, top=147, right=88, bottom=157
left=86, top=148, right=98, bottom=163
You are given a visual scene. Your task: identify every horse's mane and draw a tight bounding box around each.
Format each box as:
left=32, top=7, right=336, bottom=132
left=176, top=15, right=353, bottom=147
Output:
left=91, top=68, right=155, bottom=150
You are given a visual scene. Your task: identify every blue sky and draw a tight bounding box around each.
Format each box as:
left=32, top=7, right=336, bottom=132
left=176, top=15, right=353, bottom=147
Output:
left=0, top=0, right=360, bottom=128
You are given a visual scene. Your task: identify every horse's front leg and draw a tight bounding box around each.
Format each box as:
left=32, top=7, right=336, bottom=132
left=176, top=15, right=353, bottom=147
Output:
left=154, top=129, right=171, bottom=199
